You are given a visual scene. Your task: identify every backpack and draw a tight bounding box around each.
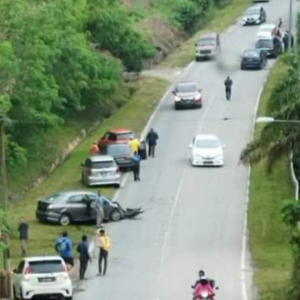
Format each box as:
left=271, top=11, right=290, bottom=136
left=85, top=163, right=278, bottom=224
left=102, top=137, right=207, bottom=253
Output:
left=56, top=238, right=69, bottom=253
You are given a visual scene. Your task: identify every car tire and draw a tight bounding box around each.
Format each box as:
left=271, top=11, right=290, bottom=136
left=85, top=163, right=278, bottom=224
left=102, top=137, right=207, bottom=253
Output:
left=59, top=214, right=71, bottom=226
left=241, top=64, right=245, bottom=70
left=195, top=57, right=200, bottom=62
left=110, top=209, right=122, bottom=222
left=174, top=104, right=180, bottom=110
left=65, top=297, right=73, bottom=300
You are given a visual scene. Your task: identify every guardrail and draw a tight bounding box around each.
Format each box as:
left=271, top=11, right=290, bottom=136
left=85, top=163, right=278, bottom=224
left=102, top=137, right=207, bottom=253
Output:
left=290, top=153, right=299, bottom=201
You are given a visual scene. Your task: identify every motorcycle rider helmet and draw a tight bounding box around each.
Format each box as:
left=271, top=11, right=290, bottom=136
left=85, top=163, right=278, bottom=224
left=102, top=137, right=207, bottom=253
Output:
left=199, top=270, right=205, bottom=277
left=200, top=276, right=208, bottom=285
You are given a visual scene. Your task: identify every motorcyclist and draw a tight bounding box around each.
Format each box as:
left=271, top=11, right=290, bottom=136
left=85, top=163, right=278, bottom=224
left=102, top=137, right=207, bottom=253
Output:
left=193, top=276, right=215, bottom=300
left=192, top=270, right=215, bottom=289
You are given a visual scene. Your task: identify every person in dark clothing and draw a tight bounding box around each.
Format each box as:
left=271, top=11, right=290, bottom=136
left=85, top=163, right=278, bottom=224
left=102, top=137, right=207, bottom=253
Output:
left=283, top=31, right=294, bottom=51
left=146, top=128, right=159, bottom=157
left=77, top=235, right=91, bottom=280
left=18, top=217, right=29, bottom=256
left=55, top=231, right=74, bottom=268
left=131, top=152, right=141, bottom=181
left=224, top=76, right=233, bottom=101
left=273, top=36, right=281, bottom=55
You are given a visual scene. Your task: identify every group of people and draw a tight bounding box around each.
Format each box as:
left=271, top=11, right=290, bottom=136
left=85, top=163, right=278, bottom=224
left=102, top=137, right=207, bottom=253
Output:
left=272, top=18, right=294, bottom=52
left=54, top=229, right=111, bottom=280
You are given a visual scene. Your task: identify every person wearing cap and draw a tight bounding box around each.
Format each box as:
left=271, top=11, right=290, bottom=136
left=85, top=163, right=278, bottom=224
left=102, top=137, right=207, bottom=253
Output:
left=89, top=141, right=99, bottom=155
left=128, top=137, right=140, bottom=154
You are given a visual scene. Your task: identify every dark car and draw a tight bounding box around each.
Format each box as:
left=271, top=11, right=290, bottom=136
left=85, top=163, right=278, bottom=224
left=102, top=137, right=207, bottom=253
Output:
left=241, top=49, right=267, bottom=70
left=36, top=191, right=125, bottom=225
left=256, top=37, right=283, bottom=58
left=100, top=143, right=134, bottom=169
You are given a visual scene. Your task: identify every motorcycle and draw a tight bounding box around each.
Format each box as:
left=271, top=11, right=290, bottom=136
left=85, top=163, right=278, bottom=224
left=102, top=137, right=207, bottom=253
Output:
left=191, top=281, right=218, bottom=300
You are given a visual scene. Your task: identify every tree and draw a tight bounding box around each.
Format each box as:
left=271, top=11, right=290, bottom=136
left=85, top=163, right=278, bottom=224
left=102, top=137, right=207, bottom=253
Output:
left=240, top=53, right=300, bottom=171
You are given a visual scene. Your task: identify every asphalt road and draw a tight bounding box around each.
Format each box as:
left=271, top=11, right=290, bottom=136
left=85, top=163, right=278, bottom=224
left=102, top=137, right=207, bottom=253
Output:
left=73, top=1, right=298, bottom=300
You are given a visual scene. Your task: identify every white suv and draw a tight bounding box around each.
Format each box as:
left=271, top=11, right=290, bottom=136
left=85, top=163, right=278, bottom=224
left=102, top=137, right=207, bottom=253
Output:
left=12, top=256, right=73, bottom=300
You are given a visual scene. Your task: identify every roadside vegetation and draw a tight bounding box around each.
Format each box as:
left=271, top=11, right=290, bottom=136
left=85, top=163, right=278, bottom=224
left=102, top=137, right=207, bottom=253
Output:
left=0, top=0, right=252, bottom=267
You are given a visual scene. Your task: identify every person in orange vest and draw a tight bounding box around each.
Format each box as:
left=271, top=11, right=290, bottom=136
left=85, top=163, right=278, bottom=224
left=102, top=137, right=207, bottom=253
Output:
left=98, top=229, right=111, bottom=276
left=90, top=142, right=99, bottom=155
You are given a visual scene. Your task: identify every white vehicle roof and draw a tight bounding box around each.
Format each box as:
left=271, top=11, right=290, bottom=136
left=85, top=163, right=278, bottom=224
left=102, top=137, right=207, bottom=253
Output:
left=89, top=155, right=115, bottom=162
left=23, top=256, right=64, bottom=262
left=259, top=23, right=276, bottom=30
left=195, top=134, right=220, bottom=141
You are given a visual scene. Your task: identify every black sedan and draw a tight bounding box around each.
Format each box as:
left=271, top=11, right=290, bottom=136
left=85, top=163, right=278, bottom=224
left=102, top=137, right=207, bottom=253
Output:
left=36, top=191, right=142, bottom=226
left=241, top=49, right=267, bottom=70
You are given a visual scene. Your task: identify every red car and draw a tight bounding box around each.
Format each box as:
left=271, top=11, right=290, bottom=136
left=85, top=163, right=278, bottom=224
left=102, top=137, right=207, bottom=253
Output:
left=98, top=128, right=135, bottom=150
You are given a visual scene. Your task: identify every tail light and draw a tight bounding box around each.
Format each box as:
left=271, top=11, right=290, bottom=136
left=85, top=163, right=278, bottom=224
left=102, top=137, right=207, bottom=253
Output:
left=24, top=266, right=30, bottom=274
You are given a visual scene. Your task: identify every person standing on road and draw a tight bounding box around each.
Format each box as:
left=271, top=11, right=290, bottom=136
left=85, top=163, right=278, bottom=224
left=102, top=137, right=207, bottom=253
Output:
left=18, top=217, right=29, bottom=256
left=128, top=137, right=140, bottom=154
left=77, top=235, right=91, bottom=280
left=146, top=128, right=159, bottom=157
left=224, top=76, right=233, bottom=101
left=98, top=229, right=111, bottom=276
left=131, top=151, right=141, bottom=181
left=55, top=231, right=74, bottom=269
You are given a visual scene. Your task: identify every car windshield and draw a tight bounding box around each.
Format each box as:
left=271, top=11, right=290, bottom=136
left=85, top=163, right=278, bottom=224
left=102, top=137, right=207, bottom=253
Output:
left=256, top=39, right=272, bottom=47
left=117, top=132, right=134, bottom=140
left=176, top=83, right=197, bottom=93
left=44, top=193, right=66, bottom=203
left=195, top=139, right=220, bottom=149
left=91, top=161, right=114, bottom=169
left=245, top=8, right=260, bottom=15
left=198, top=38, right=216, bottom=46
left=28, top=260, right=65, bottom=274
left=244, top=50, right=259, bottom=57
left=106, top=144, right=131, bottom=156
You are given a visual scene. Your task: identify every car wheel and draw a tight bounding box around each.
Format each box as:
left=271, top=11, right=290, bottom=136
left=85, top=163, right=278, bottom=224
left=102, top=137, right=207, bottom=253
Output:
left=110, top=209, right=122, bottom=222
left=241, top=64, right=245, bottom=70
left=114, top=183, right=120, bottom=188
left=195, top=57, right=199, bottom=62
left=59, top=214, right=71, bottom=226
left=65, top=297, right=73, bottom=300
left=174, top=104, right=179, bottom=110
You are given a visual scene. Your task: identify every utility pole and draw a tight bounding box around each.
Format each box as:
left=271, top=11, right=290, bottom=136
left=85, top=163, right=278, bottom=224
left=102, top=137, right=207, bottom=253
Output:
left=0, top=116, right=11, bottom=299
left=288, top=0, right=293, bottom=51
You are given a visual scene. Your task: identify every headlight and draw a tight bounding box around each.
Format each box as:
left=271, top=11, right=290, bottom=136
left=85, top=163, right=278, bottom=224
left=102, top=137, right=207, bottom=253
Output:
left=48, top=205, right=53, bottom=210
left=194, top=94, right=201, bottom=100
left=174, top=96, right=181, bottom=102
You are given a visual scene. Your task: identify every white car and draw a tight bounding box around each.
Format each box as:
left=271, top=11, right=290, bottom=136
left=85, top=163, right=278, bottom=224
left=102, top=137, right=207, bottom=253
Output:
left=257, top=23, right=276, bottom=39
left=13, top=256, right=73, bottom=300
left=189, top=134, right=224, bottom=167
left=242, top=6, right=266, bottom=26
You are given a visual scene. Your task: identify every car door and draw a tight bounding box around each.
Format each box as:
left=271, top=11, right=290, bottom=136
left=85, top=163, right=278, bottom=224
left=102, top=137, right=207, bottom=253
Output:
left=83, top=158, right=92, bottom=181
left=66, top=195, right=87, bottom=221
left=85, top=194, right=97, bottom=221
left=14, top=260, right=25, bottom=292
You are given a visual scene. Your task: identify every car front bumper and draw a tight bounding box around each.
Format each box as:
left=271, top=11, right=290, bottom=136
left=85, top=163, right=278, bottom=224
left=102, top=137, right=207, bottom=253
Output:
left=191, top=156, right=223, bottom=166
left=242, top=19, right=260, bottom=25
left=36, top=210, right=61, bottom=223
left=20, top=281, right=73, bottom=299
left=241, top=61, right=262, bottom=69
left=175, top=99, right=202, bottom=108
left=195, top=51, right=217, bottom=58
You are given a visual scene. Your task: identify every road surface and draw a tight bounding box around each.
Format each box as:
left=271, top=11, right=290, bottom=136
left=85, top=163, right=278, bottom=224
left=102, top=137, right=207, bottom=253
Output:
left=73, top=1, right=297, bottom=300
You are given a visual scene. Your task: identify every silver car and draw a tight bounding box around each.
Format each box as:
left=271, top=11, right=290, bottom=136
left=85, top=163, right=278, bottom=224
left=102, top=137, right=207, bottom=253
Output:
left=81, top=155, right=121, bottom=187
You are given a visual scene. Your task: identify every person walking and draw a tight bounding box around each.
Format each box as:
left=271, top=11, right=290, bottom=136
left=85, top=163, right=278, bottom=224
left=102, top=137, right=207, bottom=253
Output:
left=128, top=137, right=140, bottom=154
left=77, top=235, right=91, bottom=280
left=18, top=217, right=29, bottom=256
left=224, top=76, right=233, bottom=101
left=89, top=141, right=99, bottom=155
left=146, top=128, right=159, bottom=157
left=55, top=232, right=74, bottom=269
left=131, top=151, right=141, bottom=181
left=98, top=229, right=111, bottom=276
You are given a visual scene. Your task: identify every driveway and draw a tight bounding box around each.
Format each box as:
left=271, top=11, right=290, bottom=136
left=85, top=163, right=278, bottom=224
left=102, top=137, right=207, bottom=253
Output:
left=73, top=1, right=297, bottom=299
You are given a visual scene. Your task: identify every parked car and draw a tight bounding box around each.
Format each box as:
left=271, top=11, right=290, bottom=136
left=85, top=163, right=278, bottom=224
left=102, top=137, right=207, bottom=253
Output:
left=256, top=37, right=283, bottom=57
left=81, top=155, right=121, bottom=187
left=195, top=32, right=220, bottom=61
left=100, top=143, right=134, bottom=169
left=241, top=49, right=267, bottom=70
left=242, top=5, right=266, bottom=25
left=189, top=134, right=224, bottom=167
left=257, top=23, right=276, bottom=39
left=36, top=191, right=136, bottom=225
left=172, top=82, right=202, bottom=110
left=12, top=256, right=73, bottom=300
left=98, top=128, right=134, bottom=150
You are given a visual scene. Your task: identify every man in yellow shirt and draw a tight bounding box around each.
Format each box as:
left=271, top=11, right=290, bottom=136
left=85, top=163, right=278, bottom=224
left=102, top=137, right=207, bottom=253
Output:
left=98, top=229, right=111, bottom=276
left=128, top=137, right=140, bottom=154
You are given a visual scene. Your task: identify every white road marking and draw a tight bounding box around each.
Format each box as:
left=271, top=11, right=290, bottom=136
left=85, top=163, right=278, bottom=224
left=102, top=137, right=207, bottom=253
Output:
left=241, top=85, right=264, bottom=300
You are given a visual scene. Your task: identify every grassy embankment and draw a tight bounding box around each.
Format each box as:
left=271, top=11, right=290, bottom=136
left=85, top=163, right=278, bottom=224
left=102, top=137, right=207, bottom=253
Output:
left=3, top=0, right=253, bottom=267
left=249, top=59, right=293, bottom=300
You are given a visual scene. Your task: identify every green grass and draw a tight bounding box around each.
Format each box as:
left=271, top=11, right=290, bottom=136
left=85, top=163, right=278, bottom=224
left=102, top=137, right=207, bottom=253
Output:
left=161, top=0, right=252, bottom=68
left=249, top=59, right=293, bottom=300
left=3, top=76, right=168, bottom=268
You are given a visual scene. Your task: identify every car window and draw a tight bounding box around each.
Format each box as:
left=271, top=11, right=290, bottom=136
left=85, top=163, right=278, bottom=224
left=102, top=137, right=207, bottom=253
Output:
left=108, top=132, right=117, bottom=141
left=68, top=195, right=84, bottom=203
left=91, top=161, right=114, bottom=169
left=176, top=83, right=197, bottom=93
left=195, top=139, right=220, bottom=149
left=116, top=132, right=134, bottom=140
left=28, top=260, right=65, bottom=274
left=85, top=159, right=92, bottom=168
left=198, top=38, right=216, bottom=46
left=244, top=50, right=259, bottom=58
left=256, top=40, right=272, bottom=47
left=106, top=144, right=131, bottom=156
left=44, top=193, right=66, bottom=203
left=17, top=261, right=25, bottom=273
left=246, top=8, right=260, bottom=15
